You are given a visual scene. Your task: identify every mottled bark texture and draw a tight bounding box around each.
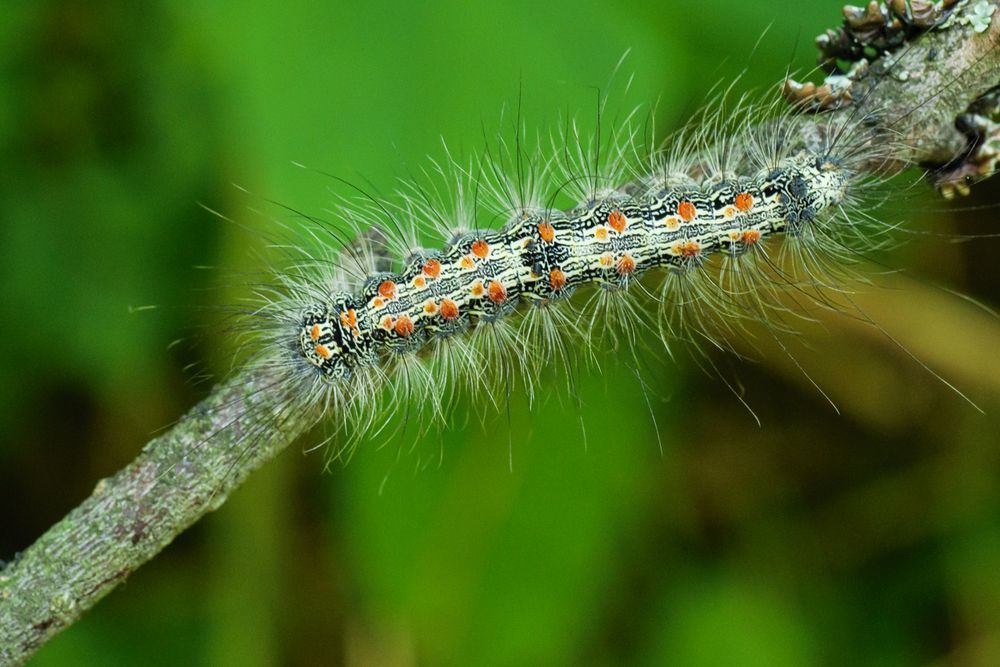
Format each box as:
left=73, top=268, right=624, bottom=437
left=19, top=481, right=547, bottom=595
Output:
left=1, top=368, right=315, bottom=664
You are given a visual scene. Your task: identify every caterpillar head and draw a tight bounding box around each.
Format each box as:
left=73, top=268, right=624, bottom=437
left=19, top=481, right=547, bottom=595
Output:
left=298, top=296, right=370, bottom=380
left=773, top=155, right=851, bottom=233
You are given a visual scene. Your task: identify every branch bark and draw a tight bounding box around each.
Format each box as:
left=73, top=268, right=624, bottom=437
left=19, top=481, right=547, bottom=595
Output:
left=2, top=1, right=999, bottom=664
left=0, top=367, right=314, bottom=664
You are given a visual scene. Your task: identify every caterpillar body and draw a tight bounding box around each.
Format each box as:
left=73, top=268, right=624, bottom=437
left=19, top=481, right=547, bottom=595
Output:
left=300, top=158, right=846, bottom=379
left=259, top=139, right=862, bottom=450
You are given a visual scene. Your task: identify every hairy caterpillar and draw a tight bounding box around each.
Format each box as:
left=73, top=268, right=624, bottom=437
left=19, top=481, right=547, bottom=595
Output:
left=215, top=11, right=995, bottom=466
left=238, top=110, right=862, bottom=452
left=7, top=0, right=1000, bottom=664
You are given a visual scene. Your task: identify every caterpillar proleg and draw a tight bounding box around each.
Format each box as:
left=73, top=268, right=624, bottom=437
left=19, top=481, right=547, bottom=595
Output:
left=4, top=0, right=1000, bottom=663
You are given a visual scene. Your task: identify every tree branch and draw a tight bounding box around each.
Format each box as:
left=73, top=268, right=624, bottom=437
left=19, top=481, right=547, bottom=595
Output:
left=2, top=1, right=999, bottom=663
left=0, top=367, right=314, bottom=664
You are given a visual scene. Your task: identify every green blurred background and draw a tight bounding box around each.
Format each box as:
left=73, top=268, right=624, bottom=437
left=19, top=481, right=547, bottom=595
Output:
left=2, top=0, right=999, bottom=664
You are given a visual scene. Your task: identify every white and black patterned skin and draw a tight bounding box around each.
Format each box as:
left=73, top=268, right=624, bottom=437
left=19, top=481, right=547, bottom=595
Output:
left=299, top=153, right=849, bottom=380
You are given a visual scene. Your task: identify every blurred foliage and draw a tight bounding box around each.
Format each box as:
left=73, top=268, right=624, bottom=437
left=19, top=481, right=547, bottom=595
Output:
left=1, top=0, right=999, bottom=665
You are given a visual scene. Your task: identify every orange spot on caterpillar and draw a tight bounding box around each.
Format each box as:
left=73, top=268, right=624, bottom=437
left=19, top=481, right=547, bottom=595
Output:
left=424, top=301, right=438, bottom=314
left=724, top=207, right=735, bottom=218
left=471, top=239, right=490, bottom=259
left=488, top=280, right=507, bottom=304
left=678, top=201, right=696, bottom=222
left=413, top=276, right=427, bottom=288
left=460, top=255, right=476, bottom=270
left=741, top=230, right=762, bottom=244
left=549, top=268, right=567, bottom=291
left=617, top=254, right=636, bottom=275
left=440, top=298, right=459, bottom=321
left=665, top=217, right=680, bottom=230
left=315, top=344, right=331, bottom=359
left=338, top=309, right=357, bottom=330
left=380, top=316, right=394, bottom=330
left=537, top=222, right=555, bottom=242
left=423, top=259, right=442, bottom=279
left=735, top=192, right=754, bottom=212
left=608, top=209, right=627, bottom=233
left=599, top=253, right=614, bottom=267
left=595, top=226, right=609, bottom=241
left=470, top=280, right=485, bottom=298
left=394, top=315, right=414, bottom=337
left=674, top=240, right=701, bottom=257
left=728, top=230, right=741, bottom=241
left=372, top=297, right=385, bottom=308
left=378, top=280, right=396, bottom=299
left=310, top=324, right=321, bottom=341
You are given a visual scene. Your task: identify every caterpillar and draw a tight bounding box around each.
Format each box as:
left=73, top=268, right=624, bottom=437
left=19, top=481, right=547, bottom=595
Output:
left=220, top=6, right=997, bottom=464
left=243, top=115, right=862, bottom=451
left=4, top=0, right=1000, bottom=663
